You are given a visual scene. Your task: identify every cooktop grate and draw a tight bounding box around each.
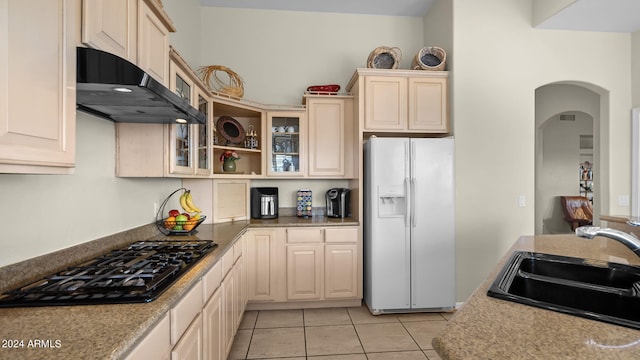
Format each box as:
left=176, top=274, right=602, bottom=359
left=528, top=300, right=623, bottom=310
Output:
left=0, top=240, right=216, bottom=307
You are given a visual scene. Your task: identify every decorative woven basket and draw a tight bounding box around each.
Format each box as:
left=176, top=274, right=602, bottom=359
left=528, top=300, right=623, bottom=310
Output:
left=412, top=47, right=446, bottom=71
left=367, top=46, right=402, bottom=69
left=198, top=65, right=244, bottom=98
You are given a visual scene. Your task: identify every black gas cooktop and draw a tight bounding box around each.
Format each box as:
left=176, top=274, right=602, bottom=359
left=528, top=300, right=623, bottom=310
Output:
left=0, top=240, right=216, bottom=307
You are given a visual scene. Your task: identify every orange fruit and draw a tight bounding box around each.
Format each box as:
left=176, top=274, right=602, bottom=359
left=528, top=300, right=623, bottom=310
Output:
left=183, top=219, right=197, bottom=231
left=164, top=216, right=176, bottom=229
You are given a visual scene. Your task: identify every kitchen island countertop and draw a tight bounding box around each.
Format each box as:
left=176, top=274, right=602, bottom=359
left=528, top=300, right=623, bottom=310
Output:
left=433, top=234, right=640, bottom=359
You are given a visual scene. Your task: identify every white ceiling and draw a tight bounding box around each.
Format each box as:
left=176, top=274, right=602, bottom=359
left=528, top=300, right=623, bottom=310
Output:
left=535, top=0, right=640, bottom=33
left=199, top=0, right=640, bottom=33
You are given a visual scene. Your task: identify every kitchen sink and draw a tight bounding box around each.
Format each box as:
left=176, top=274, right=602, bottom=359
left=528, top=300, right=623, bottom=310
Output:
left=487, top=251, right=640, bottom=329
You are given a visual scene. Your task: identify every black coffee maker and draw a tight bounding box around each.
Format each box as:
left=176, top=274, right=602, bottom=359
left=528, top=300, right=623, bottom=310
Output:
left=251, top=187, right=278, bottom=219
left=326, top=188, right=351, bottom=218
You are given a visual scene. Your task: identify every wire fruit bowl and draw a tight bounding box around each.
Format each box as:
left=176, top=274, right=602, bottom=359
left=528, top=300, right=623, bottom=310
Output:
left=155, top=188, right=206, bottom=235
left=156, top=216, right=206, bottom=236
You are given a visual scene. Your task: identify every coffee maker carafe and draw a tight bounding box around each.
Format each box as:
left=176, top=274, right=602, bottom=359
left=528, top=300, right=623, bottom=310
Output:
left=251, top=187, right=278, bottom=219
left=326, top=188, right=351, bottom=218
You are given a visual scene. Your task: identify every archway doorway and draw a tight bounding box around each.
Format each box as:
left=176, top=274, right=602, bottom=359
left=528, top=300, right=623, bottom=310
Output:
left=535, top=82, right=607, bottom=235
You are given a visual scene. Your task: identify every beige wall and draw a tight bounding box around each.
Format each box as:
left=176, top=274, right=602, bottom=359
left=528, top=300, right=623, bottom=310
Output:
left=163, top=0, right=202, bottom=68
left=422, top=0, right=453, bottom=62
left=0, top=113, right=181, bottom=267
left=452, top=0, right=632, bottom=300
left=197, top=7, right=424, bottom=105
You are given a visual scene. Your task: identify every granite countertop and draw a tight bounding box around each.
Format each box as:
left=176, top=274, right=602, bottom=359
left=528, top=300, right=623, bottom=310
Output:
left=0, top=216, right=359, bottom=360
left=433, top=234, right=640, bottom=359
left=0, top=222, right=247, bottom=360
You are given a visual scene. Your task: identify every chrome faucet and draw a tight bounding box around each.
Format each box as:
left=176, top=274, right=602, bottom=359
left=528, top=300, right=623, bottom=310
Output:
left=575, top=226, right=640, bottom=257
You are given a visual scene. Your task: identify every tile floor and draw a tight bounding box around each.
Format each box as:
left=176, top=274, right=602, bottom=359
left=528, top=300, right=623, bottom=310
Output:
left=228, top=305, right=453, bottom=359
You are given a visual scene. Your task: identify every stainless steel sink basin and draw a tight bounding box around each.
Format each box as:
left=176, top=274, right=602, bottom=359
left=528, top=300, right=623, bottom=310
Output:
left=487, top=251, right=640, bottom=329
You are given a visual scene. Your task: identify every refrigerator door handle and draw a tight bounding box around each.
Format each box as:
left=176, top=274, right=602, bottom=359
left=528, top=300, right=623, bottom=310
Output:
left=404, top=177, right=410, bottom=227
left=405, top=141, right=411, bottom=228
left=411, top=177, right=416, bottom=228
left=410, top=142, right=417, bottom=228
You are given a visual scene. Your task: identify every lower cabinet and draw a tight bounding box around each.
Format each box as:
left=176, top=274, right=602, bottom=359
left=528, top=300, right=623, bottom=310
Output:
left=324, top=244, right=359, bottom=299
left=286, top=245, right=323, bottom=300
left=202, top=286, right=223, bottom=360
left=223, top=263, right=236, bottom=355
left=125, top=235, right=246, bottom=360
left=126, top=226, right=357, bottom=359
left=286, top=227, right=359, bottom=302
left=171, top=313, right=203, bottom=360
left=247, top=226, right=361, bottom=306
left=124, top=313, right=171, bottom=360
left=245, top=228, right=286, bottom=302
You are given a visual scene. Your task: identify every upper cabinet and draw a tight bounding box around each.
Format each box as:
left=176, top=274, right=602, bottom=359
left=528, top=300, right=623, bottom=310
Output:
left=137, top=0, right=173, bottom=85
left=347, top=68, right=449, bottom=134
left=82, top=0, right=137, bottom=64
left=168, top=50, right=212, bottom=176
left=82, top=0, right=174, bottom=86
left=0, top=0, right=77, bottom=174
left=211, top=99, right=265, bottom=177
left=305, top=95, right=354, bottom=178
left=266, top=110, right=306, bottom=177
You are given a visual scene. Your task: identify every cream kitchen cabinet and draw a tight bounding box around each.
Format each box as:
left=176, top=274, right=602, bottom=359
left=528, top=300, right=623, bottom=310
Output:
left=286, top=244, right=323, bottom=300
left=266, top=110, right=306, bottom=176
left=125, top=313, right=171, bottom=360
left=324, top=244, right=358, bottom=299
left=137, top=0, right=173, bottom=86
left=285, top=227, right=359, bottom=301
left=168, top=50, right=211, bottom=176
left=211, top=97, right=265, bottom=177
left=82, top=0, right=175, bottom=86
left=125, top=236, right=246, bottom=360
left=323, top=228, right=359, bottom=299
left=202, top=282, right=223, bottom=360
left=347, top=68, right=449, bottom=134
left=305, top=95, right=355, bottom=178
left=286, top=228, right=323, bottom=301
left=0, top=0, right=77, bottom=174
left=171, top=313, right=203, bottom=360
left=221, top=241, right=247, bottom=357
left=245, top=228, right=286, bottom=302
left=245, top=226, right=360, bottom=308
left=82, top=0, right=137, bottom=64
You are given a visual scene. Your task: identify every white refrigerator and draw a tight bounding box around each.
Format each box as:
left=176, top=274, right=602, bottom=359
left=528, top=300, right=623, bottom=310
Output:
left=364, top=137, right=455, bottom=314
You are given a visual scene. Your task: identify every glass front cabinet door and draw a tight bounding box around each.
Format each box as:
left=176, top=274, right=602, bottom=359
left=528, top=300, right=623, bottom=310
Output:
left=266, top=111, right=306, bottom=176
left=168, top=54, right=211, bottom=176
left=195, top=90, right=211, bottom=176
left=169, top=65, right=193, bottom=175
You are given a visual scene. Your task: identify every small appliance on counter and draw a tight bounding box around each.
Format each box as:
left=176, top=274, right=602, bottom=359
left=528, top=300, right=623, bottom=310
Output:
left=326, top=188, right=351, bottom=218
left=251, top=187, right=278, bottom=219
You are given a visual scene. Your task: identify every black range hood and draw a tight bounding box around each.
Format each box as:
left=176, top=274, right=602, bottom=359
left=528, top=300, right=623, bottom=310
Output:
left=76, top=47, right=205, bottom=125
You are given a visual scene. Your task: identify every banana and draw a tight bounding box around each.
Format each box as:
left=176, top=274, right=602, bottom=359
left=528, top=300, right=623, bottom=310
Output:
left=179, top=190, right=196, bottom=213
left=185, top=191, right=202, bottom=213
